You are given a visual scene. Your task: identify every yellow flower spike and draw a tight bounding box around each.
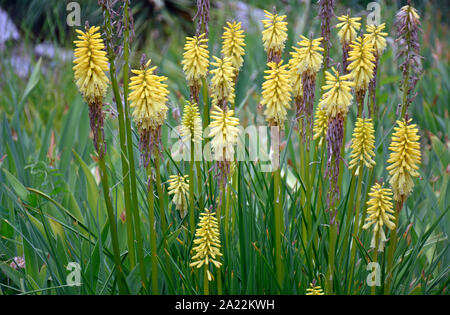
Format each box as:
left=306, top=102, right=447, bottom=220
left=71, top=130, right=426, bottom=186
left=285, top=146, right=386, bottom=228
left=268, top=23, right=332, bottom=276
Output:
left=208, top=105, right=240, bottom=161
left=210, top=56, right=235, bottom=107
left=190, top=209, right=223, bottom=281
left=73, top=26, right=110, bottom=104
left=261, top=10, right=288, bottom=57
left=128, top=59, right=169, bottom=131
left=287, top=50, right=304, bottom=99
left=349, top=118, right=376, bottom=175
left=319, top=67, right=354, bottom=118
left=364, top=23, right=389, bottom=57
left=347, top=36, right=376, bottom=91
left=336, top=15, right=361, bottom=45
left=363, top=183, right=395, bottom=251
left=221, top=21, right=246, bottom=71
left=167, top=175, right=189, bottom=218
left=181, top=33, right=209, bottom=87
left=306, top=283, right=324, bottom=295
left=180, top=101, right=202, bottom=144
left=261, top=61, right=292, bottom=127
left=386, top=119, right=421, bottom=201
left=313, top=107, right=328, bottom=146
left=291, top=36, right=324, bottom=75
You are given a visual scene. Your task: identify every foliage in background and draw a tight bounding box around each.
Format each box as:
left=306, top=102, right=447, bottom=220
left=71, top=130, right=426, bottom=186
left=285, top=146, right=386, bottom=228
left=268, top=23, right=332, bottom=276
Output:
left=0, top=0, right=448, bottom=295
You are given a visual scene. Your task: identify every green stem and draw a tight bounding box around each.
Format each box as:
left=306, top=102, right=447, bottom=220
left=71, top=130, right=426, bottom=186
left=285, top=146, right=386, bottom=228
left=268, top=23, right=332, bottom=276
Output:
left=384, top=199, right=404, bottom=294
left=371, top=234, right=379, bottom=295
left=204, top=267, right=209, bottom=295
left=146, top=166, right=159, bottom=294
left=347, top=166, right=364, bottom=293
left=97, top=127, right=128, bottom=294
left=326, top=221, right=337, bottom=295
left=102, top=5, right=136, bottom=269
left=189, top=141, right=195, bottom=237
left=122, top=0, right=147, bottom=290
left=274, top=167, right=283, bottom=291
left=155, top=150, right=173, bottom=285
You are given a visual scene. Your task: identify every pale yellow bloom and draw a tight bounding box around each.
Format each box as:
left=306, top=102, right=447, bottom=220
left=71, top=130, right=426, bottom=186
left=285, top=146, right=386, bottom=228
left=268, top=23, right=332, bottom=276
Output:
left=208, top=106, right=240, bottom=161
left=313, top=107, right=328, bottom=146
left=210, top=56, right=235, bottom=107
left=261, top=61, right=292, bottom=126
left=363, top=183, right=395, bottom=251
left=168, top=175, right=189, bottom=218
left=261, top=10, right=288, bottom=55
left=306, top=283, right=324, bottom=295
left=73, top=26, right=109, bottom=103
left=221, top=21, right=246, bottom=71
left=319, top=67, right=354, bottom=118
left=182, top=33, right=209, bottom=86
left=336, top=15, right=361, bottom=45
left=386, top=119, right=421, bottom=201
left=349, top=118, right=376, bottom=175
left=128, top=60, right=169, bottom=130
left=364, top=23, right=388, bottom=57
left=347, top=36, right=376, bottom=91
left=190, top=209, right=222, bottom=281
left=180, top=101, right=202, bottom=144
left=287, top=50, right=304, bottom=98
left=291, top=36, right=324, bottom=74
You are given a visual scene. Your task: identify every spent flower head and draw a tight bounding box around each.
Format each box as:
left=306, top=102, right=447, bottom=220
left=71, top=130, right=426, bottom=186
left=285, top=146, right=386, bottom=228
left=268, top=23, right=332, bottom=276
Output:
left=221, top=21, right=246, bottom=71
left=190, top=209, right=223, bottom=281
left=73, top=26, right=109, bottom=104
left=363, top=183, right=395, bottom=251
left=349, top=118, right=376, bottom=175
left=386, top=119, right=421, bottom=201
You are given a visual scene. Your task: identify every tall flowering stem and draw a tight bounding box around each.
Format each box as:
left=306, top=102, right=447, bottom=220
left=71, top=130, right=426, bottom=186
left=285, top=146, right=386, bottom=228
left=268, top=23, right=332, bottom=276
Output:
left=180, top=101, right=203, bottom=236
left=395, top=4, right=422, bottom=118
left=336, top=14, right=361, bottom=74
left=347, top=36, right=376, bottom=117
left=384, top=118, right=421, bottom=293
left=73, top=24, right=128, bottom=294
left=261, top=57, right=292, bottom=289
left=319, top=67, right=354, bottom=294
left=365, top=23, right=388, bottom=117
left=129, top=57, right=170, bottom=290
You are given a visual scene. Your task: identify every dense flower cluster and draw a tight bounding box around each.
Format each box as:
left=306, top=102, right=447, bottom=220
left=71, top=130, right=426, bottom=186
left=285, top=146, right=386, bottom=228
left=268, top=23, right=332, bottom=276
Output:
left=349, top=118, right=376, bottom=176
left=190, top=209, right=223, bottom=281
left=261, top=61, right=292, bottom=127
left=221, top=21, right=246, bottom=71
left=363, top=183, right=395, bottom=251
left=386, top=119, right=421, bottom=201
